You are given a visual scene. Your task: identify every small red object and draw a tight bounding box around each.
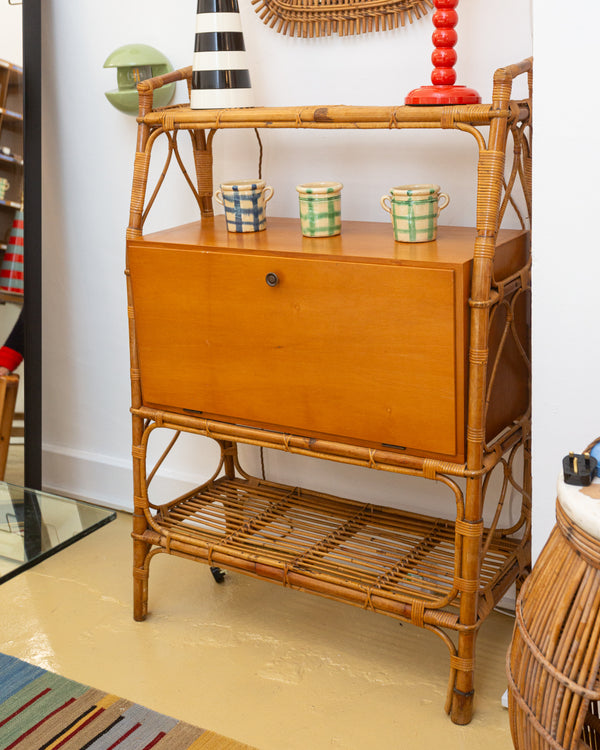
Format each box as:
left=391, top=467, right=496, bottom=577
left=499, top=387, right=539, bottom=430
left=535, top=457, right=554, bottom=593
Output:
left=405, top=0, right=480, bottom=106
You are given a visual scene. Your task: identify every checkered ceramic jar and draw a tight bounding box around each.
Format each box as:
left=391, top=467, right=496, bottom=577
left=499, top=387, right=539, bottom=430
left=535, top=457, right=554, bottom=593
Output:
left=296, top=182, right=343, bottom=238
left=215, top=179, right=274, bottom=232
left=380, top=184, right=450, bottom=243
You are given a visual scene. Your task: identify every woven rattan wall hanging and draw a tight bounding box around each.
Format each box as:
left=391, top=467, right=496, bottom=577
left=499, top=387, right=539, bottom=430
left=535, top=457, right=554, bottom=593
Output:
left=251, top=0, right=433, bottom=37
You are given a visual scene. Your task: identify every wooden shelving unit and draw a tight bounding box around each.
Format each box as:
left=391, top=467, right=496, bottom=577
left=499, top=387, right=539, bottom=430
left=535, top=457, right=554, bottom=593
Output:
left=125, top=59, right=532, bottom=724
left=0, top=59, right=23, bottom=258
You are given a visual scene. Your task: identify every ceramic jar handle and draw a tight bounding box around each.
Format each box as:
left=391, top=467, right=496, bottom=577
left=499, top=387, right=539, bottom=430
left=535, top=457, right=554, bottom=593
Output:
left=438, top=193, right=450, bottom=212
left=215, top=190, right=224, bottom=206
left=263, top=186, right=274, bottom=203
left=380, top=195, right=392, bottom=214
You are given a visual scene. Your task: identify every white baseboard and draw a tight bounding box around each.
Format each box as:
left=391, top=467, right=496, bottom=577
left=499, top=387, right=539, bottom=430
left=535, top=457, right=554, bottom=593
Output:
left=41, top=443, right=207, bottom=512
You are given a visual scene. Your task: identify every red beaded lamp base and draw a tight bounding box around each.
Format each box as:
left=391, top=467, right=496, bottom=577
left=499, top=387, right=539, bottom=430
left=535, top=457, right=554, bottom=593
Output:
left=405, top=0, right=480, bottom=106
left=405, top=84, right=481, bottom=105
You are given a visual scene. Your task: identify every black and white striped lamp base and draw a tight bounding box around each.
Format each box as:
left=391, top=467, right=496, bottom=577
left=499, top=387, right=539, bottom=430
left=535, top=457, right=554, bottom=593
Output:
left=192, top=0, right=253, bottom=109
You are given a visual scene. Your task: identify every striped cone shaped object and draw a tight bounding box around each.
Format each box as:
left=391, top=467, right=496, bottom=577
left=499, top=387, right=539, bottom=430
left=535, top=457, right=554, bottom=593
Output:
left=0, top=209, right=24, bottom=294
left=191, top=0, right=253, bottom=109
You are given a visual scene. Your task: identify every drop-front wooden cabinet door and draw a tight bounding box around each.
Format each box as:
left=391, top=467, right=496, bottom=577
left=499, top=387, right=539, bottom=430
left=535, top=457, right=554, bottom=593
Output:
left=128, top=218, right=529, bottom=463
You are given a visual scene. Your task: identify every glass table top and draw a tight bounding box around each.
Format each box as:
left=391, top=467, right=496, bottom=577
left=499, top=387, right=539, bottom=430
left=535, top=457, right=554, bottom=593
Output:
left=0, top=482, right=116, bottom=583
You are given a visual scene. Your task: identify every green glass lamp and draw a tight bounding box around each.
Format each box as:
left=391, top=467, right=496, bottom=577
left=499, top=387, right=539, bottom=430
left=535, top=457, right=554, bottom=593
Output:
left=103, top=44, right=175, bottom=114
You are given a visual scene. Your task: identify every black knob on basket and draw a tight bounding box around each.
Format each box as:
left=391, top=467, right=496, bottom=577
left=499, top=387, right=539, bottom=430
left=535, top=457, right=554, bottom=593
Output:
left=265, top=272, right=279, bottom=287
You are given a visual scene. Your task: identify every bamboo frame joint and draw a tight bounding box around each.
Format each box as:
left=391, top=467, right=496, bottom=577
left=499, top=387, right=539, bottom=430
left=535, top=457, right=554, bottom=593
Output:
left=452, top=687, right=475, bottom=699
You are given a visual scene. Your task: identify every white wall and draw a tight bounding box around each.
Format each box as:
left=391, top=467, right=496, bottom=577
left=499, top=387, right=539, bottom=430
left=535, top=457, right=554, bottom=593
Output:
left=0, top=3, right=22, bottom=67
left=530, top=1, right=600, bottom=557
left=41, top=1, right=534, bottom=537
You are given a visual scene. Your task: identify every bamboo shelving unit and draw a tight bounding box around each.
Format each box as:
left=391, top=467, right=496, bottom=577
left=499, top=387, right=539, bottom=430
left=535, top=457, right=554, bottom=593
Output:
left=0, top=59, right=23, bottom=258
left=126, top=58, right=532, bottom=725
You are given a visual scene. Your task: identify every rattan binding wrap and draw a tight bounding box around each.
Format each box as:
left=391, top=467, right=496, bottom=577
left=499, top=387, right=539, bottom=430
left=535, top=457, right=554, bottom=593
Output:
left=251, top=0, right=433, bottom=37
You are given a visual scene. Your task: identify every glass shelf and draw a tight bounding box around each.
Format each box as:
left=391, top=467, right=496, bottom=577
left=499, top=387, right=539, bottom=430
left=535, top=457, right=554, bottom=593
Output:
left=0, top=482, right=116, bottom=583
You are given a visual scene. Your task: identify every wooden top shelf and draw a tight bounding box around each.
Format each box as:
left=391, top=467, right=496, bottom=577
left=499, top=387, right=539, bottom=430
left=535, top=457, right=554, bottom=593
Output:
left=136, top=216, right=528, bottom=270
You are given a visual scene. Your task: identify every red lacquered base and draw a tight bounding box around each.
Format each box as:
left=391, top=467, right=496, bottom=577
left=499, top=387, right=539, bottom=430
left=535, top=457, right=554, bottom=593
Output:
left=405, top=84, right=481, bottom=106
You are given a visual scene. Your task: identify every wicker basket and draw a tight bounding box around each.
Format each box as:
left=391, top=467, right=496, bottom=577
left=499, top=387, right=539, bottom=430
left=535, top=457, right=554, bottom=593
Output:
left=507, top=439, right=600, bottom=749
left=251, top=0, right=433, bottom=37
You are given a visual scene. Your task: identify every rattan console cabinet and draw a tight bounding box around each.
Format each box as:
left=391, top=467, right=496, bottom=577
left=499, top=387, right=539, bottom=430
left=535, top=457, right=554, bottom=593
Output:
left=126, top=59, right=532, bottom=724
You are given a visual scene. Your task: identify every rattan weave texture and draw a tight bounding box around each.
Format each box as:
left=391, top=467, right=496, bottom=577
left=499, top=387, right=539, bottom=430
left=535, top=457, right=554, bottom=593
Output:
left=141, top=476, right=521, bottom=619
left=251, top=0, right=432, bottom=37
left=508, top=499, right=600, bottom=749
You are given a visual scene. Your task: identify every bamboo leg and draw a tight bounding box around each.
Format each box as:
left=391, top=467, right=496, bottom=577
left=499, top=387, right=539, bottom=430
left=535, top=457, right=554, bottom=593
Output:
left=133, top=534, right=150, bottom=621
left=452, top=633, right=477, bottom=724
left=449, top=64, right=518, bottom=722
left=515, top=436, right=532, bottom=598
left=127, top=224, right=152, bottom=620
left=208, top=439, right=236, bottom=584
left=218, top=440, right=241, bottom=539
left=450, top=475, right=483, bottom=724
left=219, top=439, right=237, bottom=479
left=0, top=375, right=18, bottom=481
left=522, top=434, right=532, bottom=567
left=190, top=129, right=214, bottom=218
left=132, top=411, right=151, bottom=621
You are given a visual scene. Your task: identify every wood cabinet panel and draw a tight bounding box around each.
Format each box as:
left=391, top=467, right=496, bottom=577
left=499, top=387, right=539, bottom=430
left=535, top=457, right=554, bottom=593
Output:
left=128, top=218, right=528, bottom=462
left=130, top=246, right=460, bottom=456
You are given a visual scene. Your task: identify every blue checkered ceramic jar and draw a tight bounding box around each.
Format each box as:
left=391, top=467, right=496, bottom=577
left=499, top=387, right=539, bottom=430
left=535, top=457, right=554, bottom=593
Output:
left=380, top=184, right=450, bottom=243
left=215, top=179, right=274, bottom=233
left=296, top=182, right=343, bottom=238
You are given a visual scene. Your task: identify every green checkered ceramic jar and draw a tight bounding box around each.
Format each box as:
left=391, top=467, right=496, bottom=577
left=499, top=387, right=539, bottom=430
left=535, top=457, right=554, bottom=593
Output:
left=296, top=182, right=343, bottom=238
left=380, top=184, right=450, bottom=243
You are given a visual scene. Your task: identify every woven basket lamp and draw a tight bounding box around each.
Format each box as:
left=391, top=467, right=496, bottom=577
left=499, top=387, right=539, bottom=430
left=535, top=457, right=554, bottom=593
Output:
left=406, top=0, right=479, bottom=105
left=507, top=443, right=600, bottom=749
left=191, top=0, right=253, bottom=109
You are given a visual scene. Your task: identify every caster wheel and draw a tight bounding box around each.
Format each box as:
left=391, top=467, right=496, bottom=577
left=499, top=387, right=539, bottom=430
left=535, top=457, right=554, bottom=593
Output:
left=210, top=566, right=226, bottom=583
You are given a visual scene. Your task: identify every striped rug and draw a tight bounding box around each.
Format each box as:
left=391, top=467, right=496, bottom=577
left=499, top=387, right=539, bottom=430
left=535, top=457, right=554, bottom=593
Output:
left=0, top=653, right=256, bottom=749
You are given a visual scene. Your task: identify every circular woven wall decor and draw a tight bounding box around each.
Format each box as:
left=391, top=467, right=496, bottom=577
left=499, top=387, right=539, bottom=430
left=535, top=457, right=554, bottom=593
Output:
left=251, top=0, right=433, bottom=37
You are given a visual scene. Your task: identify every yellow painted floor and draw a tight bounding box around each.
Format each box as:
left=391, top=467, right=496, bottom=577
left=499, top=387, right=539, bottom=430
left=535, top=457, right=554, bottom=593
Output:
left=1, top=446, right=515, bottom=749
left=4, top=440, right=24, bottom=487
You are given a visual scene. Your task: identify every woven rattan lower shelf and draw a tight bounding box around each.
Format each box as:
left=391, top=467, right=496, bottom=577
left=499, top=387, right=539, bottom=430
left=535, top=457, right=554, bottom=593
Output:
left=135, top=475, right=522, bottom=629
